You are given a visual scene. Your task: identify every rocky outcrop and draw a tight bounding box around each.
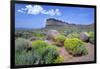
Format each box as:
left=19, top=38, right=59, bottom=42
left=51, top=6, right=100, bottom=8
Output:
left=46, top=18, right=68, bottom=26
left=46, top=18, right=94, bottom=29
left=46, top=30, right=60, bottom=40
left=80, top=32, right=89, bottom=42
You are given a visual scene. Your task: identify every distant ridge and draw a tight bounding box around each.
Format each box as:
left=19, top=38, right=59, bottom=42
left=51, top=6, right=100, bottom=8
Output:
left=46, top=18, right=94, bottom=27
left=46, top=18, right=69, bottom=26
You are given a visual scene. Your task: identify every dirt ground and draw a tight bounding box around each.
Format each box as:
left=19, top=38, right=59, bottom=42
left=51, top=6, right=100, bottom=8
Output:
left=58, top=43, right=95, bottom=63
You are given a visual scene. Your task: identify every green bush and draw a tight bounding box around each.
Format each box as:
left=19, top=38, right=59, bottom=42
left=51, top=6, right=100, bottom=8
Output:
left=32, top=40, right=59, bottom=64
left=42, top=45, right=59, bottom=64
left=15, top=51, right=36, bottom=65
left=15, top=31, right=33, bottom=39
left=22, top=32, right=32, bottom=39
left=15, top=38, right=30, bottom=53
left=32, top=40, right=48, bottom=49
left=15, top=39, right=63, bottom=65
left=54, top=56, right=64, bottom=63
left=67, top=33, right=79, bottom=38
left=88, top=32, right=94, bottom=44
left=64, top=38, right=88, bottom=56
left=33, top=32, right=45, bottom=38
left=63, top=29, right=75, bottom=36
left=54, top=35, right=66, bottom=46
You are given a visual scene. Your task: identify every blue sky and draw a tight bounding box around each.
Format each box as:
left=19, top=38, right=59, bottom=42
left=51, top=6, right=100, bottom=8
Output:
left=15, top=4, right=94, bottom=29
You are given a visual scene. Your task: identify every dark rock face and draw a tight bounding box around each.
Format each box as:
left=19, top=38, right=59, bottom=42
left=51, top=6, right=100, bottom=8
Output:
left=80, top=32, right=89, bottom=42
left=46, top=18, right=68, bottom=26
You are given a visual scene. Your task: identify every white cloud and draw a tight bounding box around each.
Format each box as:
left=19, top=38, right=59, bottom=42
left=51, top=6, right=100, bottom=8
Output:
left=41, top=9, right=55, bottom=16
left=41, top=9, right=61, bottom=16
left=17, top=9, right=24, bottom=13
left=25, top=5, right=43, bottom=15
left=21, top=8, right=27, bottom=11
left=55, top=9, right=61, bottom=16
left=17, top=5, right=61, bottom=16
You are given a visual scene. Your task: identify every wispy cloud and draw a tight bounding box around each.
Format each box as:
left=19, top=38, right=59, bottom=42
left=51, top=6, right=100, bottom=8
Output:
left=41, top=9, right=61, bottom=16
left=17, top=5, right=61, bottom=16
left=17, top=9, right=24, bottom=13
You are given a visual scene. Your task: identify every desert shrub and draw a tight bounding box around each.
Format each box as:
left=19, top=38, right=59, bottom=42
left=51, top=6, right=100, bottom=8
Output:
left=32, top=40, right=59, bottom=64
left=53, top=35, right=66, bottom=46
left=15, top=32, right=23, bottom=38
left=32, top=32, right=45, bottom=40
left=22, top=32, right=32, bottom=39
left=15, top=38, right=30, bottom=53
left=54, top=56, right=64, bottom=63
left=88, top=32, right=94, bottom=44
left=42, top=45, right=59, bottom=64
left=32, top=40, right=48, bottom=49
left=62, top=30, right=74, bottom=36
left=33, top=32, right=45, bottom=38
left=15, top=51, right=37, bottom=65
left=67, top=33, right=79, bottom=38
left=64, top=38, right=88, bottom=56
left=15, top=31, right=33, bottom=39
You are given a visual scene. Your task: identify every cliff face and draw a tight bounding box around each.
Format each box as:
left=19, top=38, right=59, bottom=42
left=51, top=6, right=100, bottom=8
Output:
left=46, top=18, right=68, bottom=26
left=46, top=18, right=94, bottom=28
